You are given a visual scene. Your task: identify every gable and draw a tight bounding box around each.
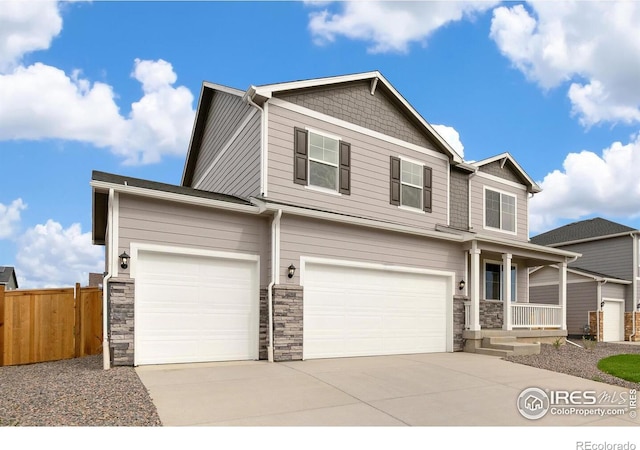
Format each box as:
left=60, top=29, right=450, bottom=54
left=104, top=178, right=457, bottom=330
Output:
left=478, top=160, right=528, bottom=185
left=274, top=80, right=442, bottom=152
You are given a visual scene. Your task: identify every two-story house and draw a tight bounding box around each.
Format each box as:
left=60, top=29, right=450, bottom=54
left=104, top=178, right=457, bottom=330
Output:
left=91, top=72, right=579, bottom=367
left=530, top=218, right=640, bottom=342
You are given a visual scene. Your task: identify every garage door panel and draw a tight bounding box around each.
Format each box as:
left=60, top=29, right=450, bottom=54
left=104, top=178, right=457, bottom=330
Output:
left=304, top=262, right=449, bottom=359
left=603, top=300, right=624, bottom=342
left=135, top=250, right=258, bottom=365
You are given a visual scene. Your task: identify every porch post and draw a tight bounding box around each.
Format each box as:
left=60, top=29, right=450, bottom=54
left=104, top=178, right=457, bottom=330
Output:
left=469, top=242, right=481, bottom=331
left=502, top=253, right=512, bottom=331
left=559, top=260, right=567, bottom=330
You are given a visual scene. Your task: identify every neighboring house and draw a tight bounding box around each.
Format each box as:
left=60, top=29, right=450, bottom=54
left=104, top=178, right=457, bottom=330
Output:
left=88, top=272, right=104, bottom=288
left=0, top=266, right=19, bottom=290
left=91, top=71, right=579, bottom=367
left=530, top=218, right=640, bottom=342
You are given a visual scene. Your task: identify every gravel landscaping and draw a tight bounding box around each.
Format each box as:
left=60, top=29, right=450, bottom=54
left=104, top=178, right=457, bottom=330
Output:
left=0, top=355, right=161, bottom=426
left=1, top=341, right=638, bottom=426
left=505, top=340, right=640, bottom=390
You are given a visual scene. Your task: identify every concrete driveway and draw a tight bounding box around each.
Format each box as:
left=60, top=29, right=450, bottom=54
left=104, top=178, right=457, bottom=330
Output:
left=135, top=352, right=639, bottom=426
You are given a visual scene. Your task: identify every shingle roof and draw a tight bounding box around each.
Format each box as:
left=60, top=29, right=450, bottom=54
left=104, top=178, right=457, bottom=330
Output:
left=0, top=266, right=17, bottom=286
left=531, top=217, right=637, bottom=246
left=92, top=171, right=252, bottom=205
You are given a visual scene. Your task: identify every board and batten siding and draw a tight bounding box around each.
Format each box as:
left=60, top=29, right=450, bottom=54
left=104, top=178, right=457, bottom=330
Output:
left=117, top=194, right=270, bottom=285
left=562, top=236, right=633, bottom=281
left=469, top=175, right=529, bottom=242
left=277, top=215, right=464, bottom=286
left=267, top=103, right=449, bottom=230
left=191, top=90, right=261, bottom=197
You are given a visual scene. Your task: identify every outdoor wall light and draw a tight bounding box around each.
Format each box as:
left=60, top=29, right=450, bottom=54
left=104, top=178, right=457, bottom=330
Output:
left=287, top=264, right=296, bottom=279
left=459, top=279, right=466, bottom=291
left=119, top=251, right=130, bottom=270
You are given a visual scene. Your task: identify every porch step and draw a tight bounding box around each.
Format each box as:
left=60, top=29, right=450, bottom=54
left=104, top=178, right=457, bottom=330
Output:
left=475, top=347, right=514, bottom=357
left=479, top=336, right=540, bottom=356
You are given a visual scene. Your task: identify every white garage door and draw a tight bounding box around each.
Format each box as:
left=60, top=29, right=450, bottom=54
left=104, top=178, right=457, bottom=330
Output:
left=602, top=299, right=624, bottom=342
left=134, top=249, right=259, bottom=365
left=303, top=261, right=451, bottom=359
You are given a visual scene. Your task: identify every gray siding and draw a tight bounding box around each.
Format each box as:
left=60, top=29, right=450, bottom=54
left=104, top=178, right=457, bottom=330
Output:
left=469, top=175, right=529, bottom=241
left=531, top=281, right=598, bottom=336
left=278, top=215, right=465, bottom=286
left=192, top=91, right=260, bottom=197
left=117, top=194, right=270, bottom=285
left=479, top=160, right=525, bottom=184
left=561, top=236, right=633, bottom=280
left=197, top=112, right=261, bottom=198
left=267, top=103, right=449, bottom=230
left=275, top=81, right=439, bottom=151
left=449, top=168, right=469, bottom=230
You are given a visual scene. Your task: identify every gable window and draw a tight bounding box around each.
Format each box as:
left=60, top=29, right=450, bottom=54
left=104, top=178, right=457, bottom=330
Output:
left=485, top=188, right=516, bottom=233
left=390, top=156, right=432, bottom=212
left=293, top=128, right=350, bottom=195
left=485, top=262, right=516, bottom=301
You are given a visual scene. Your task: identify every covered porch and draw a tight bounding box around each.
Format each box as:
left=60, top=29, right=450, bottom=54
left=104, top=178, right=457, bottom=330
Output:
left=460, top=237, right=580, bottom=354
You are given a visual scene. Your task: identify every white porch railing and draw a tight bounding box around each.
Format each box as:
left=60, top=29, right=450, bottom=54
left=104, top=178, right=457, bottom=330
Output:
left=512, top=303, right=562, bottom=329
left=463, top=302, right=562, bottom=329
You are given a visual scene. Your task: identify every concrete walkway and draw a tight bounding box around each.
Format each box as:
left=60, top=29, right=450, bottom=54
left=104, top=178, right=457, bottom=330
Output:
left=135, top=352, right=640, bottom=426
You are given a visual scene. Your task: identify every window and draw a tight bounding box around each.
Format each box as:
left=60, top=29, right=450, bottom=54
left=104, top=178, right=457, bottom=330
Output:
left=485, top=188, right=516, bottom=233
left=390, top=156, right=432, bottom=212
left=293, top=128, right=350, bottom=194
left=485, top=262, right=516, bottom=301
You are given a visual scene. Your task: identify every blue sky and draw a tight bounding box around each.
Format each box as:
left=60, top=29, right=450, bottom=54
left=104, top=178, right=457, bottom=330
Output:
left=1, top=1, right=640, bottom=288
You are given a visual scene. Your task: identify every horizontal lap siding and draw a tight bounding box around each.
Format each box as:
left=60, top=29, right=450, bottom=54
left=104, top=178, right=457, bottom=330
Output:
left=193, top=91, right=258, bottom=194
left=563, top=237, right=633, bottom=281
left=278, top=215, right=464, bottom=285
left=118, top=195, right=270, bottom=285
left=198, top=113, right=261, bottom=198
left=530, top=283, right=595, bottom=335
left=268, top=104, right=449, bottom=230
left=469, top=176, right=528, bottom=242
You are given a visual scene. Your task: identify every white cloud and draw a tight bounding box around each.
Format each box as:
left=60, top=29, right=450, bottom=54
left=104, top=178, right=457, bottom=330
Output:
left=433, top=124, right=464, bottom=158
left=16, top=220, right=104, bottom=288
left=0, top=59, right=195, bottom=164
left=308, top=1, right=498, bottom=53
left=529, top=134, right=640, bottom=234
left=0, top=1, right=195, bottom=164
left=0, top=0, right=63, bottom=71
left=0, top=198, right=26, bottom=239
left=490, top=2, right=640, bottom=126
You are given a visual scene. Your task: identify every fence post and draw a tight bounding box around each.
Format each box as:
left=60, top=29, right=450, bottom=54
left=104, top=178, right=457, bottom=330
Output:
left=0, top=285, right=4, bottom=366
left=75, top=282, right=81, bottom=358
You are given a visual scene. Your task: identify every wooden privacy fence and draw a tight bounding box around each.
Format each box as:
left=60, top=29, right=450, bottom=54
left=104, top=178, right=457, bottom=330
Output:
left=0, top=283, right=102, bottom=366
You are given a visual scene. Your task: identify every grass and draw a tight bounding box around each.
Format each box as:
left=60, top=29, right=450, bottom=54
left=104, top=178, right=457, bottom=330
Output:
left=597, top=354, right=640, bottom=382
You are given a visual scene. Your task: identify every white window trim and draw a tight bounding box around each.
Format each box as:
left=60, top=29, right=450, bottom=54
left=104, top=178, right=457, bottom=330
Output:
left=483, top=186, right=517, bottom=235
left=400, top=157, right=424, bottom=211
left=484, top=259, right=517, bottom=302
left=307, top=128, right=340, bottom=192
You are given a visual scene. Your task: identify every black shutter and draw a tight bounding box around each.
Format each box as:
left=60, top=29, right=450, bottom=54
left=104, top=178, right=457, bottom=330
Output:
left=339, top=141, right=351, bottom=195
left=423, top=165, right=432, bottom=213
left=293, top=127, right=308, bottom=185
left=390, top=156, right=400, bottom=205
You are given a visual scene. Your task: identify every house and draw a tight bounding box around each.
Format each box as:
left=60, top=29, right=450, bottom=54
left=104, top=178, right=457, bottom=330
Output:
left=530, top=218, right=640, bottom=342
left=91, top=71, right=580, bottom=367
left=0, top=266, right=19, bottom=290
left=88, top=272, right=104, bottom=288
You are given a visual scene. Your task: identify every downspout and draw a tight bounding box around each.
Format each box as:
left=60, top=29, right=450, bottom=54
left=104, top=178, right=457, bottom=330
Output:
left=630, top=233, right=638, bottom=341
left=597, top=279, right=608, bottom=342
left=267, top=209, right=283, bottom=362
left=102, top=188, right=115, bottom=370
